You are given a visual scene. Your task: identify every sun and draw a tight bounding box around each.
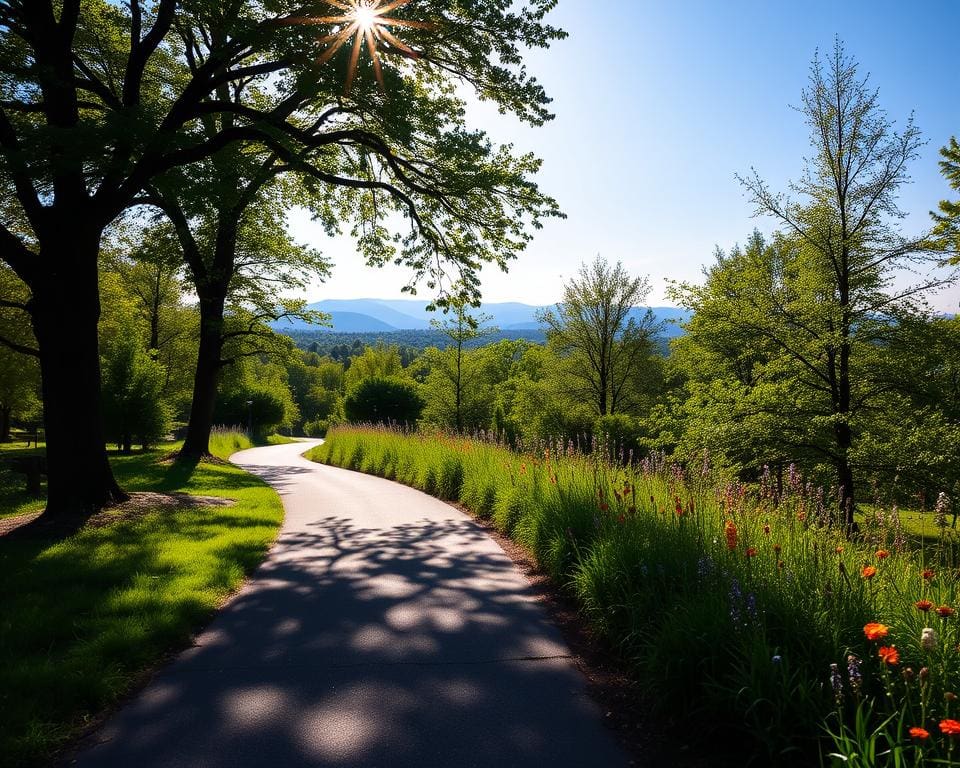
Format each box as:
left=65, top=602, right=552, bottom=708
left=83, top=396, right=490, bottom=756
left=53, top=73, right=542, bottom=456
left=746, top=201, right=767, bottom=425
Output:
left=285, top=1, right=431, bottom=94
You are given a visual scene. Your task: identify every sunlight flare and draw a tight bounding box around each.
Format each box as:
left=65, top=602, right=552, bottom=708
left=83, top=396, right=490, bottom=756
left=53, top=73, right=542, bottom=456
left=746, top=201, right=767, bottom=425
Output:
left=285, top=0, right=431, bottom=94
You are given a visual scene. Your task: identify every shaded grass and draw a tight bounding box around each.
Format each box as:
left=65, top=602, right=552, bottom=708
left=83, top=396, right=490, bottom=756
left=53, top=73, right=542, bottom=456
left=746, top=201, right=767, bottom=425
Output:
left=0, top=434, right=283, bottom=768
left=310, top=427, right=960, bottom=766
left=0, top=443, right=46, bottom=519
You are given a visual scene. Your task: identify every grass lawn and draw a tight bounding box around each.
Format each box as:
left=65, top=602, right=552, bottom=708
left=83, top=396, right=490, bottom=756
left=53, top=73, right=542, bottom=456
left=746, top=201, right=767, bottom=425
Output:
left=0, top=435, right=284, bottom=767
left=0, top=442, right=47, bottom=519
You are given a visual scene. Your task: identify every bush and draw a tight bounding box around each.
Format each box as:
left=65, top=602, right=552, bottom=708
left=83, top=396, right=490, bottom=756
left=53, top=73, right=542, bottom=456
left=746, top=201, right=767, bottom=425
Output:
left=101, top=335, right=170, bottom=451
left=343, top=376, right=424, bottom=426
left=215, top=388, right=287, bottom=437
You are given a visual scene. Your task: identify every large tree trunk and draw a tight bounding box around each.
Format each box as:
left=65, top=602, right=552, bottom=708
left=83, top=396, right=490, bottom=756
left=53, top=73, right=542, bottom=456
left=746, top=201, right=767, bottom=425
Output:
left=181, top=293, right=226, bottom=458
left=0, top=406, right=10, bottom=442
left=31, top=229, right=126, bottom=519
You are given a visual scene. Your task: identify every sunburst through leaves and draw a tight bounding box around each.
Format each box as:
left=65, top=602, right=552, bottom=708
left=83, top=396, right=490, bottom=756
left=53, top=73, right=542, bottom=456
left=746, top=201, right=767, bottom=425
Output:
left=289, top=1, right=430, bottom=94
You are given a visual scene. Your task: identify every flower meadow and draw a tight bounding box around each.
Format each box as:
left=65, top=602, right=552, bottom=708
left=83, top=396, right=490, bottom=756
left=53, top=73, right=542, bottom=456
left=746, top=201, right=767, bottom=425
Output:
left=309, top=427, right=960, bottom=766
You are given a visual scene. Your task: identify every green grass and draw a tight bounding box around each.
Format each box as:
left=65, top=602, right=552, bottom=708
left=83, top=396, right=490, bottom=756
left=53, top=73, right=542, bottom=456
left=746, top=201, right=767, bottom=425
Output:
left=310, top=427, right=960, bottom=766
left=0, top=432, right=284, bottom=767
left=0, top=442, right=47, bottom=519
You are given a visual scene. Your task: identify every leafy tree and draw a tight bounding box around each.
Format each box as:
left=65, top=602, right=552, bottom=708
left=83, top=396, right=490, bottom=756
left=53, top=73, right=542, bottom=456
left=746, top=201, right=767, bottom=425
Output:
left=537, top=256, right=659, bottom=416
left=344, top=343, right=407, bottom=388
left=215, top=356, right=299, bottom=437
left=427, top=302, right=497, bottom=431
left=933, top=137, right=960, bottom=255
left=344, top=376, right=424, bottom=426
left=736, top=41, right=952, bottom=525
left=101, top=335, right=171, bottom=453
left=0, top=266, right=39, bottom=441
left=0, top=0, right=562, bottom=517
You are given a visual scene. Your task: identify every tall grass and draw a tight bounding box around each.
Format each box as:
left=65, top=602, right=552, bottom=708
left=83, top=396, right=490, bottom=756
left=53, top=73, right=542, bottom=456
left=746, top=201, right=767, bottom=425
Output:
left=309, top=426, right=960, bottom=766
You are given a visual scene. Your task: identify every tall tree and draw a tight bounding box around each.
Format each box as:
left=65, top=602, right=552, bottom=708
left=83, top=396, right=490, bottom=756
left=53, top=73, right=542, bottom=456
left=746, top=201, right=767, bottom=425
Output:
left=537, top=256, right=658, bottom=416
left=737, top=41, right=952, bottom=524
left=933, top=136, right=960, bottom=255
left=428, top=302, right=496, bottom=432
left=0, top=0, right=563, bottom=516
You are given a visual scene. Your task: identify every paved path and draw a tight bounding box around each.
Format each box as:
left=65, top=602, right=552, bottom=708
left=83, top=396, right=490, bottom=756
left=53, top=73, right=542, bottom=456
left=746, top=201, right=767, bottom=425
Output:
left=73, top=441, right=628, bottom=768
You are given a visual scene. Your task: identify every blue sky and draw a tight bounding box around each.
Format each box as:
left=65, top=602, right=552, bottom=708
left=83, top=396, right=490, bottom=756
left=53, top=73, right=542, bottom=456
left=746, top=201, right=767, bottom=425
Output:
left=291, top=0, right=960, bottom=310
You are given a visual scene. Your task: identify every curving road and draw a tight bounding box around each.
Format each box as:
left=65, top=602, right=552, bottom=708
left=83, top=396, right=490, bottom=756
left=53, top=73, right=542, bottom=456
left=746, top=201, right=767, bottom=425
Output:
left=72, top=441, right=628, bottom=767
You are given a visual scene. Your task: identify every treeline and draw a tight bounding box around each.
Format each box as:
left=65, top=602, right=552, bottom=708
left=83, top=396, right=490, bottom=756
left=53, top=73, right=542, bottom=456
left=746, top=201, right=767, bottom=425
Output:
left=284, top=328, right=549, bottom=354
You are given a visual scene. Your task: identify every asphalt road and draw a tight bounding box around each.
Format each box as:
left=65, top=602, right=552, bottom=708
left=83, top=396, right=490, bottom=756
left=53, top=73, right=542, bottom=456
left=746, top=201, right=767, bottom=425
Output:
left=71, top=440, right=628, bottom=767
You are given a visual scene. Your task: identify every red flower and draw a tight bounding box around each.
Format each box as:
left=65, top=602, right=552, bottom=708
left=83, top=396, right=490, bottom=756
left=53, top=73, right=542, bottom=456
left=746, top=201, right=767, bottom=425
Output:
left=863, top=623, right=890, bottom=641
left=763, top=524, right=771, bottom=535
left=915, top=600, right=933, bottom=612
left=909, top=727, right=930, bottom=741
left=940, top=719, right=960, bottom=736
left=876, top=549, right=890, bottom=560
left=746, top=547, right=757, bottom=558
left=599, top=503, right=609, bottom=512
left=724, top=520, right=737, bottom=551
left=878, top=646, right=899, bottom=666
left=937, top=606, right=956, bottom=618
left=862, top=566, right=877, bottom=579
left=835, top=546, right=844, bottom=554
left=923, top=569, right=936, bottom=581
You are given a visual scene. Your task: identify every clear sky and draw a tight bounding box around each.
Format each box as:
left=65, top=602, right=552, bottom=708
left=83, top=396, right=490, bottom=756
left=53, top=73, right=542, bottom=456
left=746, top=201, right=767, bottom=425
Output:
left=290, top=0, right=960, bottom=311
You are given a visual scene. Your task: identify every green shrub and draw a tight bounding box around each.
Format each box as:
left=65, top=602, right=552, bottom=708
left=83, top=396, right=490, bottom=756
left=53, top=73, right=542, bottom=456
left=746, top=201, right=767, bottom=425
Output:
left=343, top=376, right=424, bottom=426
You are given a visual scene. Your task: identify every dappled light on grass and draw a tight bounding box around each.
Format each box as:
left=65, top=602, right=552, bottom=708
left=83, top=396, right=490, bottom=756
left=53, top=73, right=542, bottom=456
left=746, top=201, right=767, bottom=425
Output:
left=0, top=443, right=283, bottom=767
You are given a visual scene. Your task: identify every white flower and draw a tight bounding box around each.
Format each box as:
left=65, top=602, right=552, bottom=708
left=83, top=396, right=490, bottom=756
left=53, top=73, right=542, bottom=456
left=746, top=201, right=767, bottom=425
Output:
left=922, top=627, right=938, bottom=653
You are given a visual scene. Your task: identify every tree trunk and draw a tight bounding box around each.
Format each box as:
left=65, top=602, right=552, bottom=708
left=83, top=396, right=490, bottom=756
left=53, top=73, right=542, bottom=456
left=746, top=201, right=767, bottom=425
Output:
left=0, top=407, right=10, bottom=442
left=31, top=229, right=126, bottom=519
left=181, top=293, right=226, bottom=458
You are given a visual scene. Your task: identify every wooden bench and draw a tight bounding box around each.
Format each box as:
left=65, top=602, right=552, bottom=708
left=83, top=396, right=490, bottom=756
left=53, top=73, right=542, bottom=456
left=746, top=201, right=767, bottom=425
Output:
left=3, top=455, right=47, bottom=495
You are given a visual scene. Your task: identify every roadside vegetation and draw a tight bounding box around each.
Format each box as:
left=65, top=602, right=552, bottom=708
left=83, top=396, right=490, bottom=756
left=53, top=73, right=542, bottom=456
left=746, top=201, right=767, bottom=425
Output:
left=311, top=426, right=960, bottom=765
left=0, top=431, right=284, bottom=768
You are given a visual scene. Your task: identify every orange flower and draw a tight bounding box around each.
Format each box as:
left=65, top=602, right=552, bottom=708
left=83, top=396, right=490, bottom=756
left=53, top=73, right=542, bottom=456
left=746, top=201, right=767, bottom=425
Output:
left=835, top=546, right=844, bottom=554
left=923, top=569, right=936, bottom=581
left=940, top=719, right=960, bottom=736
left=878, top=646, right=899, bottom=666
left=909, top=727, right=930, bottom=741
left=724, top=520, right=737, bottom=551
left=746, top=547, right=758, bottom=558
left=876, top=549, right=890, bottom=560
left=915, top=600, right=933, bottom=612
left=937, top=606, right=956, bottom=618
left=864, top=623, right=890, bottom=641
left=862, top=566, right=877, bottom=579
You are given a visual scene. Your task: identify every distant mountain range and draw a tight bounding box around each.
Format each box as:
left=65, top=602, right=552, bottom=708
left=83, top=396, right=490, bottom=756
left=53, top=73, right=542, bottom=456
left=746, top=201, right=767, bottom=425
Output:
left=274, top=299, right=691, bottom=337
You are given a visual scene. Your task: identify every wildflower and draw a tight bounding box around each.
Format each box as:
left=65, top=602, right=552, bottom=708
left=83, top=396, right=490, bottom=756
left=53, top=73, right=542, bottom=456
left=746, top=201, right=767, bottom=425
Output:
left=922, top=628, right=938, bottom=652
left=847, top=655, right=863, bottom=695
left=830, top=663, right=843, bottom=705
left=862, top=566, right=877, bottom=579
left=835, top=546, right=844, bottom=554
left=864, top=623, right=890, bottom=641
left=763, top=524, right=771, bottom=535
left=746, top=547, right=758, bottom=558
left=878, top=646, right=900, bottom=666
left=916, top=600, right=934, bottom=612
left=777, top=560, right=785, bottom=569
left=923, top=569, right=936, bottom=581
left=937, top=606, right=956, bottom=618
left=920, top=667, right=930, bottom=684
left=876, top=549, right=890, bottom=560
left=771, top=655, right=782, bottom=664
left=599, top=502, right=609, bottom=512
left=909, top=727, right=930, bottom=741
left=941, top=719, right=960, bottom=736
left=797, top=512, right=807, bottom=522
left=903, top=667, right=916, bottom=683
left=724, top=520, right=737, bottom=551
